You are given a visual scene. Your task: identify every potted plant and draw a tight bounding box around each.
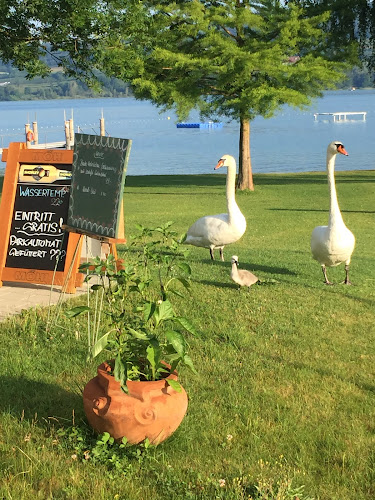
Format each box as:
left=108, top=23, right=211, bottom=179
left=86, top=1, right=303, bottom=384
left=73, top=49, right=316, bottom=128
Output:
left=67, top=222, right=197, bottom=444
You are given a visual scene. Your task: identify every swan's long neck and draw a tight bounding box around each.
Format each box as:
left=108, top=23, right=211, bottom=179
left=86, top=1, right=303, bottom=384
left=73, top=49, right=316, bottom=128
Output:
left=226, top=164, right=240, bottom=218
left=327, top=151, right=344, bottom=227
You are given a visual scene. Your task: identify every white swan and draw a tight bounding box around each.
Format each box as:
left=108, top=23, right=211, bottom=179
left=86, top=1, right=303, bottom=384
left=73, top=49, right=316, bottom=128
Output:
left=310, top=141, right=355, bottom=284
left=185, top=154, right=247, bottom=261
left=230, top=255, right=258, bottom=290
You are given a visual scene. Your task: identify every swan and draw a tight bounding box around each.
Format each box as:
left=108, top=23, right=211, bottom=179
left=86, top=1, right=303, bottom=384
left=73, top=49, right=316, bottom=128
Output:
left=230, top=255, right=258, bottom=290
left=310, top=141, right=355, bottom=285
left=185, top=154, right=247, bottom=261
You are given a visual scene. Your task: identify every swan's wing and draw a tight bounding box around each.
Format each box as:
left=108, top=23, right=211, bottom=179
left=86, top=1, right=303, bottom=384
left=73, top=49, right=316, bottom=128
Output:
left=186, top=214, right=228, bottom=243
left=311, top=224, right=355, bottom=265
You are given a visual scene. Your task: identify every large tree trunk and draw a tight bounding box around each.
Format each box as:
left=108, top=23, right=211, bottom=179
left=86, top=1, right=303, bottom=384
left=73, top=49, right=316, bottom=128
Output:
left=236, top=117, right=254, bottom=191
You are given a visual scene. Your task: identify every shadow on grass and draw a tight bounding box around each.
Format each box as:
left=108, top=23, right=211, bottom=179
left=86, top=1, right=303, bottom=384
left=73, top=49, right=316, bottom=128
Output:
left=195, top=258, right=296, bottom=276
left=123, top=171, right=374, bottom=189
left=0, top=376, right=84, bottom=423
left=269, top=208, right=375, bottom=214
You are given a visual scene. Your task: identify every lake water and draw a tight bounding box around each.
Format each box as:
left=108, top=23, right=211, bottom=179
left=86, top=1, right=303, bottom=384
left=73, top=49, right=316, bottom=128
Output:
left=1, top=90, right=374, bottom=175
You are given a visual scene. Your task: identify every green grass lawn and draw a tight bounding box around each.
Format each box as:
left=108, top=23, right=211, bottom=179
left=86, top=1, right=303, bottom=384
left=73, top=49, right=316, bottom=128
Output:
left=1, top=170, right=374, bottom=499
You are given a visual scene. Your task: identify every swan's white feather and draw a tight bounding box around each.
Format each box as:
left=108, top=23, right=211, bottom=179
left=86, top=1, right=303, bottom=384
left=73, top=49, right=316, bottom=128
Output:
left=311, top=224, right=355, bottom=267
left=310, top=141, right=355, bottom=282
left=185, top=155, right=246, bottom=258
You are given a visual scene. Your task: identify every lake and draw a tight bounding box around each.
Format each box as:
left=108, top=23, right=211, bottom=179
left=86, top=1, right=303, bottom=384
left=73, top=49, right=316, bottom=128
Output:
left=1, top=90, right=374, bottom=175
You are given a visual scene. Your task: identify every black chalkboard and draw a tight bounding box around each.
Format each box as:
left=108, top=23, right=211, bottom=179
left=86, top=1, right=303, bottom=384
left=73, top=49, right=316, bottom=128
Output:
left=5, top=172, right=71, bottom=272
left=66, top=134, right=131, bottom=238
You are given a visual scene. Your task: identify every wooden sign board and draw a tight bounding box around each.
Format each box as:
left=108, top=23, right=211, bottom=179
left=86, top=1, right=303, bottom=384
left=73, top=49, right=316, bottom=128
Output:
left=0, top=143, right=83, bottom=293
left=65, top=133, right=131, bottom=239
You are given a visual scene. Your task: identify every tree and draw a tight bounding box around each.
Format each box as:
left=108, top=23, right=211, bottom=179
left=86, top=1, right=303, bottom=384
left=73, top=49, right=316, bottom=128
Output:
left=288, top=1, right=375, bottom=72
left=0, top=1, right=350, bottom=189
left=0, top=0, right=114, bottom=83
left=98, top=1, right=347, bottom=190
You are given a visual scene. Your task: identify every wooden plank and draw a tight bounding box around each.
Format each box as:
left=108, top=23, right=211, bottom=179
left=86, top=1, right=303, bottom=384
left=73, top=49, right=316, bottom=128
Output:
left=0, top=142, right=24, bottom=286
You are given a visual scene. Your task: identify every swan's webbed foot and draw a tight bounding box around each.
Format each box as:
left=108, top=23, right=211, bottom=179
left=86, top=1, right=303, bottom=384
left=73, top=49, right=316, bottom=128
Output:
left=322, top=265, right=334, bottom=285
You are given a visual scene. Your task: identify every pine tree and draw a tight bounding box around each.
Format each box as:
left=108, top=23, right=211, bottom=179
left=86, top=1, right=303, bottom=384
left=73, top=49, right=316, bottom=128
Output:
left=104, top=0, right=348, bottom=190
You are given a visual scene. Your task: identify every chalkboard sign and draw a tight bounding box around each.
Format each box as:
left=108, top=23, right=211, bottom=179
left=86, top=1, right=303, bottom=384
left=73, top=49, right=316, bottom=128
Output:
left=66, top=134, right=131, bottom=238
left=0, top=143, right=84, bottom=293
left=5, top=174, right=70, bottom=271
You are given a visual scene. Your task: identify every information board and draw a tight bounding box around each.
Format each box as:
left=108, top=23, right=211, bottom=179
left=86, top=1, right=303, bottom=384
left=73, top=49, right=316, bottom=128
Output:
left=5, top=168, right=71, bottom=271
left=66, top=134, right=131, bottom=238
left=0, top=143, right=83, bottom=293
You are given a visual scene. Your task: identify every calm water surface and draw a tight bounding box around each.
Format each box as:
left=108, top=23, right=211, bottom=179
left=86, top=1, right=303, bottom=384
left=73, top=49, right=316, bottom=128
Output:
left=1, top=90, right=374, bottom=175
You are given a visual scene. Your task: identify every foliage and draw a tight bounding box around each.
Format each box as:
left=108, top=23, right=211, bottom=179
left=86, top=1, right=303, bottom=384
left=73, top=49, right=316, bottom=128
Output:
left=97, top=1, right=349, bottom=189
left=288, top=0, right=375, bottom=72
left=0, top=1, right=351, bottom=189
left=66, top=222, right=197, bottom=389
left=56, top=426, right=151, bottom=478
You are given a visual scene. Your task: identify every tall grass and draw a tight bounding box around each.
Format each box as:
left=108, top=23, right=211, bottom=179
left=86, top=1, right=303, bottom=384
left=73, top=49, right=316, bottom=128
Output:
left=1, top=171, right=374, bottom=499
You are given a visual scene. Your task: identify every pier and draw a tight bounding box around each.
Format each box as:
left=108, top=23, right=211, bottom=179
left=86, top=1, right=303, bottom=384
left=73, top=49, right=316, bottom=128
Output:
left=314, top=111, right=367, bottom=122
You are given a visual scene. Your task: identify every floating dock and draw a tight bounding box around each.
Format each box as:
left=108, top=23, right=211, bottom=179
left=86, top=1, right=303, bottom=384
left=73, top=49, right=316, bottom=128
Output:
left=177, top=122, right=223, bottom=129
left=314, top=111, right=367, bottom=122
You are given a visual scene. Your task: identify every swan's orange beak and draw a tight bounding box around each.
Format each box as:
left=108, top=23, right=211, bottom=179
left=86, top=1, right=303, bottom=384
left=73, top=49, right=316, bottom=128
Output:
left=337, top=145, right=349, bottom=156
left=214, top=159, right=224, bottom=170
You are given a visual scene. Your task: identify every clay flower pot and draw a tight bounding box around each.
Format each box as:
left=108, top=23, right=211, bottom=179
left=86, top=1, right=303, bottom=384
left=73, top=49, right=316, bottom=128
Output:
left=83, top=361, right=188, bottom=444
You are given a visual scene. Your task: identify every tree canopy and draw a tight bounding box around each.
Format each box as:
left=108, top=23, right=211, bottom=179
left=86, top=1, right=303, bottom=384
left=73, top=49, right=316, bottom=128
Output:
left=289, top=0, right=375, bottom=72
left=96, top=1, right=348, bottom=189
left=0, top=0, right=366, bottom=188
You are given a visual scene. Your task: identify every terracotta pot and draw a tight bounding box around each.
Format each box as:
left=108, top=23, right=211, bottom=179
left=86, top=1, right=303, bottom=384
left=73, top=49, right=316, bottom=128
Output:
left=83, top=361, right=188, bottom=444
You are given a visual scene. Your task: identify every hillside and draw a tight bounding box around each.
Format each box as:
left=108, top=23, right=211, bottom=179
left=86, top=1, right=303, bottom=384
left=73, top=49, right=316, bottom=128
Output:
left=0, top=62, right=132, bottom=101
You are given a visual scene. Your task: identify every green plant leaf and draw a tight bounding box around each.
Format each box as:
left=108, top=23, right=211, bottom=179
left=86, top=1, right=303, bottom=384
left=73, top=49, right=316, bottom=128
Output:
left=91, top=284, right=103, bottom=291
left=176, top=278, right=191, bottom=290
left=146, top=339, right=162, bottom=379
left=64, top=305, right=90, bottom=318
left=175, top=316, right=198, bottom=336
left=183, top=354, right=197, bottom=374
left=177, top=262, right=191, bottom=275
left=170, top=289, right=185, bottom=299
left=101, top=432, right=111, bottom=444
left=127, top=327, right=150, bottom=340
left=143, top=302, right=155, bottom=322
left=114, top=355, right=126, bottom=386
left=154, top=299, right=175, bottom=326
left=166, top=378, right=182, bottom=392
left=165, top=330, right=185, bottom=357
left=91, top=332, right=111, bottom=358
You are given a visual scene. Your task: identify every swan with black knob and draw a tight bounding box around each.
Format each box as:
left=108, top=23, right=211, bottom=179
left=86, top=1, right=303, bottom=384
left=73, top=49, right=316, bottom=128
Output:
left=310, top=141, right=355, bottom=285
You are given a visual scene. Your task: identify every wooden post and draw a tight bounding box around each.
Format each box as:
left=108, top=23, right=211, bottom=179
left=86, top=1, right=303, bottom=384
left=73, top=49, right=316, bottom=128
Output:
left=69, top=118, right=74, bottom=145
left=100, top=109, right=105, bottom=136
left=32, top=121, right=39, bottom=145
left=25, top=123, right=31, bottom=148
left=65, top=121, right=71, bottom=149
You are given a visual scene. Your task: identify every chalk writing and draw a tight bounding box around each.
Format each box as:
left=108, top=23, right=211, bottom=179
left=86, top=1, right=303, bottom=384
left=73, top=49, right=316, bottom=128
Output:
left=6, top=180, right=71, bottom=271
left=67, top=133, right=131, bottom=238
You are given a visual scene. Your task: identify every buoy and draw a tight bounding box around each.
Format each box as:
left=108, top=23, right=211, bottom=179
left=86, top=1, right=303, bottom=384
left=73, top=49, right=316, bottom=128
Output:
left=26, top=130, right=34, bottom=142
